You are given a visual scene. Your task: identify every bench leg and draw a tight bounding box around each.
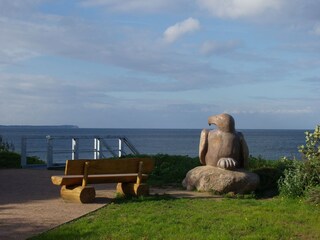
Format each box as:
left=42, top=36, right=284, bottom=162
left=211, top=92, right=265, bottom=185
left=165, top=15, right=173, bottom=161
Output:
left=116, top=183, right=149, bottom=197
left=60, top=185, right=96, bottom=203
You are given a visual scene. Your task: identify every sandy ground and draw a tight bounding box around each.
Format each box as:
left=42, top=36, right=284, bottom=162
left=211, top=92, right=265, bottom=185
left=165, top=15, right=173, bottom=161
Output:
left=0, top=169, right=216, bottom=240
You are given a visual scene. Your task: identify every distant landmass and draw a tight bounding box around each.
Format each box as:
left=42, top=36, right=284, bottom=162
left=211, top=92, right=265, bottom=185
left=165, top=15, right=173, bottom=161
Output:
left=0, top=125, right=79, bottom=129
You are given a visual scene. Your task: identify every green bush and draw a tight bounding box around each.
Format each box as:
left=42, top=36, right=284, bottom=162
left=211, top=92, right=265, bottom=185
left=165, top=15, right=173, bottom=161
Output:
left=148, top=154, right=200, bottom=186
left=121, top=154, right=200, bottom=186
left=306, top=186, right=320, bottom=205
left=0, top=135, right=14, bottom=152
left=248, top=155, right=276, bottom=170
left=299, top=125, right=320, bottom=161
left=0, top=151, right=22, bottom=168
left=248, top=156, right=295, bottom=197
left=278, top=125, right=320, bottom=198
left=278, top=160, right=306, bottom=197
left=248, top=155, right=296, bottom=172
left=0, top=151, right=45, bottom=168
left=253, top=167, right=282, bottom=194
left=0, top=135, right=45, bottom=168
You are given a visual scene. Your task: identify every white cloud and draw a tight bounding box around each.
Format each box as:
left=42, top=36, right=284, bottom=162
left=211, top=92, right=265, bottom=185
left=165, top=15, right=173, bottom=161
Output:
left=0, top=0, right=44, bottom=13
left=0, top=73, right=69, bottom=99
left=228, top=108, right=313, bottom=114
left=197, top=0, right=282, bottom=19
left=80, top=0, right=180, bottom=13
left=163, top=17, right=200, bottom=43
left=0, top=15, right=117, bottom=66
left=200, top=40, right=240, bottom=56
left=0, top=12, right=245, bottom=92
left=312, top=23, right=320, bottom=35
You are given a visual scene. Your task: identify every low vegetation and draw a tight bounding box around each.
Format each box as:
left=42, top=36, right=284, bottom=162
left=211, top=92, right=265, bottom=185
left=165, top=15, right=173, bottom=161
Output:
left=0, top=135, right=45, bottom=168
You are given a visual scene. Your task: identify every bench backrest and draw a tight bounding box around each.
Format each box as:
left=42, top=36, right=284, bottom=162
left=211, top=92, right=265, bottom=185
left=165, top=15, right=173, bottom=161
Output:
left=65, top=158, right=155, bottom=175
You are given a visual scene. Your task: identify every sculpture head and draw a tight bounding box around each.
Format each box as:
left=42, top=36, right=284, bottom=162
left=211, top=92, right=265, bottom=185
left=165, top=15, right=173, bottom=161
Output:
left=208, top=113, right=235, bottom=133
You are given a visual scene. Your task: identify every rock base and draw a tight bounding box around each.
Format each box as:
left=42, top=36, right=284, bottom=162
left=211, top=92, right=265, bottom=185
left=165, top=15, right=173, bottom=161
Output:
left=182, top=166, right=260, bottom=194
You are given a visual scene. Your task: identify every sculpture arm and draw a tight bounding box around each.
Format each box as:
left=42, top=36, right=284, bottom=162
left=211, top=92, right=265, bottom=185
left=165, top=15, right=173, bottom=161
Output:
left=238, top=132, right=249, bottom=169
left=199, top=129, right=209, bottom=165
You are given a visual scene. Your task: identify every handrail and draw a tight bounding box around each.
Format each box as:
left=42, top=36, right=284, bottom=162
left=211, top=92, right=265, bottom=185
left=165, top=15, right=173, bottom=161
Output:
left=20, top=135, right=140, bottom=168
left=121, top=137, right=140, bottom=155
left=99, top=138, right=117, bottom=157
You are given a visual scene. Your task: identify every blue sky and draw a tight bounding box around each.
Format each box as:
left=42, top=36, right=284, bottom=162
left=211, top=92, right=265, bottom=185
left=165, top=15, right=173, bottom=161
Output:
left=0, top=0, right=319, bottom=129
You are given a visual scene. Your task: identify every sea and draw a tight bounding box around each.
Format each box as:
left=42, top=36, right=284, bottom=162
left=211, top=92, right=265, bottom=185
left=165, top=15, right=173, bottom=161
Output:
left=0, top=126, right=310, bottom=164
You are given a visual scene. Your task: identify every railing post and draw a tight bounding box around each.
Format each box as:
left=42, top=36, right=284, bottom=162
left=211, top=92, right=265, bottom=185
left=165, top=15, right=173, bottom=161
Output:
left=46, top=135, right=53, bottom=168
left=72, top=138, right=79, bottom=160
left=21, top=137, right=27, bottom=168
left=118, top=138, right=122, bottom=158
left=94, top=138, right=100, bottom=159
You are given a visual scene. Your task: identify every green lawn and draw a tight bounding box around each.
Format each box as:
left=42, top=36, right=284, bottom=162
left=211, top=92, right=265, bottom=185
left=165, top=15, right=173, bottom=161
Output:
left=31, top=196, right=320, bottom=240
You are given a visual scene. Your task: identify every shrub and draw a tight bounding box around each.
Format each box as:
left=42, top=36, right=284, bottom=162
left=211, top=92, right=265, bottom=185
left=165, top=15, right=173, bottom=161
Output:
left=0, top=151, right=45, bottom=168
left=0, top=135, right=45, bottom=168
left=299, top=125, right=320, bottom=161
left=249, top=155, right=296, bottom=172
left=306, top=186, right=320, bottom=205
left=148, top=154, right=200, bottom=186
left=0, top=135, right=14, bottom=152
left=0, top=151, right=21, bottom=168
left=278, top=160, right=306, bottom=197
left=248, top=156, right=295, bottom=197
left=122, top=154, right=200, bottom=186
left=278, top=125, right=320, bottom=198
left=253, top=167, right=282, bottom=194
left=248, top=155, right=275, bottom=170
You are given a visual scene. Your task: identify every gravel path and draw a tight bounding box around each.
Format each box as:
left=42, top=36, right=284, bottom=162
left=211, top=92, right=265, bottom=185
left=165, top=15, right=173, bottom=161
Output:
left=0, top=169, right=116, bottom=240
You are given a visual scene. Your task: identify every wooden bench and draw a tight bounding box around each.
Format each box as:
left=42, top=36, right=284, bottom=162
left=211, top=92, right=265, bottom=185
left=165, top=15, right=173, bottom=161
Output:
left=51, top=158, right=155, bottom=203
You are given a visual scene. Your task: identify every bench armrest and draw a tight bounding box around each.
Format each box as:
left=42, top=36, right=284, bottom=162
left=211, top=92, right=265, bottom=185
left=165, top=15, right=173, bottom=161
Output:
left=136, top=161, right=143, bottom=185
left=82, top=161, right=90, bottom=187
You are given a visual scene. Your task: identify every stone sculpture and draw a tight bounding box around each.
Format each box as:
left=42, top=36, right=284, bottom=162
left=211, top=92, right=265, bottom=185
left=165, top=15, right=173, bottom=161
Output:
left=199, top=113, right=249, bottom=170
left=182, top=113, right=259, bottom=194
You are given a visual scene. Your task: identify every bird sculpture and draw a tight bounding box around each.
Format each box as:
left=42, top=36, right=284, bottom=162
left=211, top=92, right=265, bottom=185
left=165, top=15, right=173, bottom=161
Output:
left=199, top=113, right=249, bottom=170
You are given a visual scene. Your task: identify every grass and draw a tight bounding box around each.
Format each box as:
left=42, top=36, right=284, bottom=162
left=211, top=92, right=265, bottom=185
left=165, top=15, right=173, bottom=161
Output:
left=31, top=196, right=320, bottom=240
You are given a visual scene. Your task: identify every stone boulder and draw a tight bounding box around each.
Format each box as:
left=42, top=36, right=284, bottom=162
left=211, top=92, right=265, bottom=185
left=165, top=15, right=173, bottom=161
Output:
left=182, top=165, right=260, bottom=194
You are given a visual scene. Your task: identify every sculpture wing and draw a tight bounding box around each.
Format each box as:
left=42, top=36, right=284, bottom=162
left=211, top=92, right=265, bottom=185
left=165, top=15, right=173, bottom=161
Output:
left=238, top=132, right=249, bottom=168
left=199, top=129, right=209, bottom=165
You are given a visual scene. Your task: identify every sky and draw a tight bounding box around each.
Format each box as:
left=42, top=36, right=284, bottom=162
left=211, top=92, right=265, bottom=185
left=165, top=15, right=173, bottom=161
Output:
left=0, top=0, right=319, bottom=129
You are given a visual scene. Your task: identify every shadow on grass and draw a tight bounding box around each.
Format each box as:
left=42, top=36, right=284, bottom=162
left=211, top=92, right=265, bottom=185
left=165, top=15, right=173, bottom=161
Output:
left=112, top=194, right=179, bottom=205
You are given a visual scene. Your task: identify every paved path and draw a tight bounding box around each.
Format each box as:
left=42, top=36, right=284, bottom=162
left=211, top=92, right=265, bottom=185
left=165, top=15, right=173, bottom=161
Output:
left=0, top=169, right=217, bottom=240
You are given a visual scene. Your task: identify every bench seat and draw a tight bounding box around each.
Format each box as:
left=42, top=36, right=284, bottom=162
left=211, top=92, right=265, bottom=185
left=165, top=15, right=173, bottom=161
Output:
left=51, top=173, right=149, bottom=186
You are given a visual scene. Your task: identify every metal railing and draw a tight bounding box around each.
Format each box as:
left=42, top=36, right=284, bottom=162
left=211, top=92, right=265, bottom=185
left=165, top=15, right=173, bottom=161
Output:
left=20, top=135, right=139, bottom=168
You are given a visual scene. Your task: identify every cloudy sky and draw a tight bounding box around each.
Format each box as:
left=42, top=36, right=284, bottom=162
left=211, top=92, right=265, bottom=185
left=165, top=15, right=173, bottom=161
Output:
left=0, top=0, right=319, bottom=129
